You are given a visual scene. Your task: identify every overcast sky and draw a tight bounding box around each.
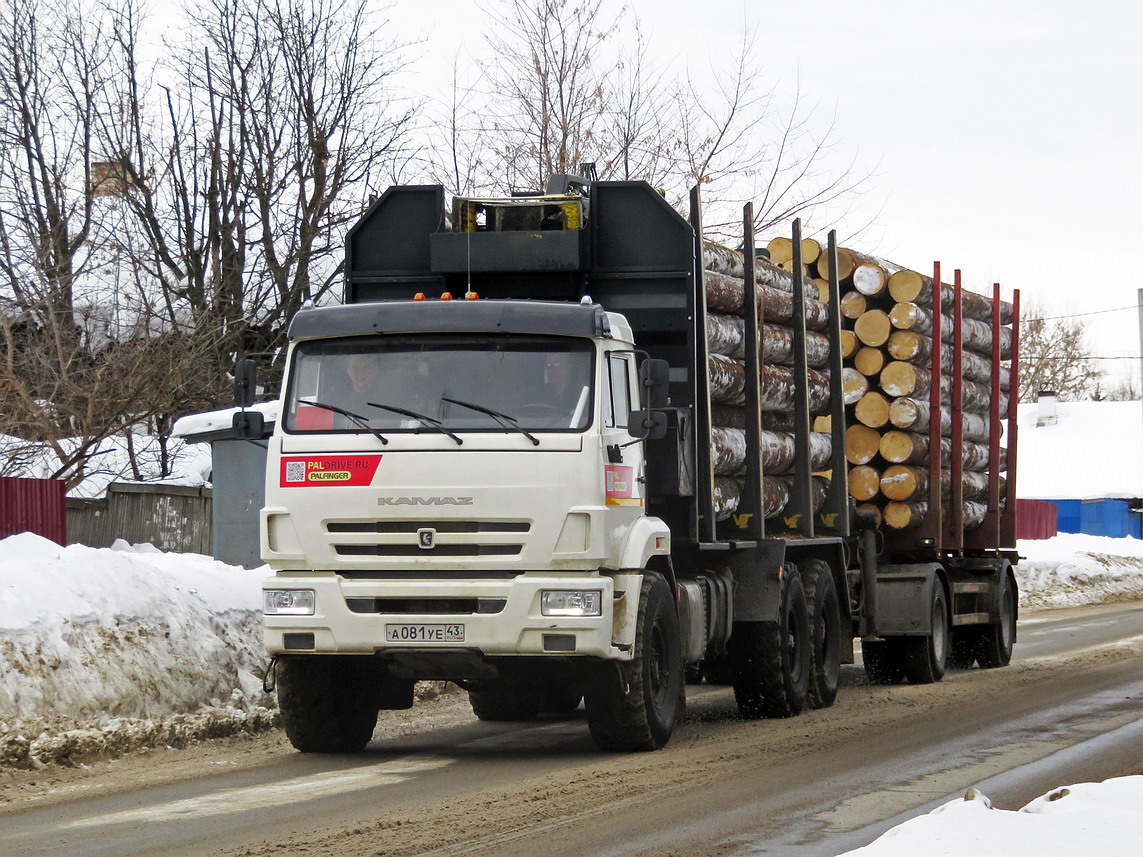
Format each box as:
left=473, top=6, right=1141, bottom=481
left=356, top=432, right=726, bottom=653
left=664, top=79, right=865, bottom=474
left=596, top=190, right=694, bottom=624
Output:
left=385, top=0, right=1143, bottom=384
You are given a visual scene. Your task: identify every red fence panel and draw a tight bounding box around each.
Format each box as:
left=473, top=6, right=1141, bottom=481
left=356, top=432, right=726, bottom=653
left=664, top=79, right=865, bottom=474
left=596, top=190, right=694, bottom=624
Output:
left=1015, top=499, right=1057, bottom=541
left=0, top=476, right=68, bottom=544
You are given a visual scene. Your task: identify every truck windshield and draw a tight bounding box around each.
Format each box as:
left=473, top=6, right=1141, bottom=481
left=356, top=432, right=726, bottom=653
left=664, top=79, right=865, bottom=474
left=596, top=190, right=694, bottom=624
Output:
left=284, top=334, right=594, bottom=434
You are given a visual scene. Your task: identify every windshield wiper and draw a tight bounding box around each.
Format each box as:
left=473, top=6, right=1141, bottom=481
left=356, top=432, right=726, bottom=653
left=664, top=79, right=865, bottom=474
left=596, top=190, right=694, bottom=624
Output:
left=442, top=396, right=540, bottom=446
left=303, top=401, right=388, bottom=445
left=366, top=401, right=463, bottom=446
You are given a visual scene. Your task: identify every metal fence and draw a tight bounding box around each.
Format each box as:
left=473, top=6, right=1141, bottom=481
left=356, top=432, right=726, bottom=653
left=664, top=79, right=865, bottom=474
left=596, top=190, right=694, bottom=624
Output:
left=0, top=476, right=68, bottom=544
left=67, top=483, right=213, bottom=554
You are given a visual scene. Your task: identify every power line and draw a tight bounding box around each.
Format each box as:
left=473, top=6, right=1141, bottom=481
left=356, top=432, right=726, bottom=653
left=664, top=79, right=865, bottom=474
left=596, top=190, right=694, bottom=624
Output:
left=1023, top=355, right=1141, bottom=361
left=1024, top=304, right=1141, bottom=323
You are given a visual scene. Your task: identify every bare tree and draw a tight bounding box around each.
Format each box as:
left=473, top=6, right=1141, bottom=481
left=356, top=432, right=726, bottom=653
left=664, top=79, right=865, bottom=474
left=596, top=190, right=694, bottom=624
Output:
left=451, top=0, right=869, bottom=244
left=1018, top=302, right=1104, bottom=402
left=99, top=0, right=416, bottom=372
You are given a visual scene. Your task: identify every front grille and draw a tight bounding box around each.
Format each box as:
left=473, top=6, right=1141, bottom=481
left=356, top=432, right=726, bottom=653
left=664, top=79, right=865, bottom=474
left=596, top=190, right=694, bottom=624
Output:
left=335, top=544, right=522, bottom=557
left=327, top=519, right=529, bottom=558
left=328, top=520, right=530, bottom=534
left=346, top=597, right=507, bottom=615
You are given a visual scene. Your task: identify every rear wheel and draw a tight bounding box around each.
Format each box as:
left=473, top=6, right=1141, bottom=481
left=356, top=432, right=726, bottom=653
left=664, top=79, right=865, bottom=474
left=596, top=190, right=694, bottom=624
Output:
left=904, top=580, right=950, bottom=684
left=585, top=573, right=682, bottom=751
left=277, top=656, right=380, bottom=753
left=977, top=572, right=1016, bottom=668
left=731, top=564, right=810, bottom=718
left=801, top=559, right=842, bottom=709
left=862, top=638, right=906, bottom=684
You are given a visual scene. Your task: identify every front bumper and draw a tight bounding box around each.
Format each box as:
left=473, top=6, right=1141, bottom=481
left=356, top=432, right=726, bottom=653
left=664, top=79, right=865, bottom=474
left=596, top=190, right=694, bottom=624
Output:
left=263, top=571, right=642, bottom=661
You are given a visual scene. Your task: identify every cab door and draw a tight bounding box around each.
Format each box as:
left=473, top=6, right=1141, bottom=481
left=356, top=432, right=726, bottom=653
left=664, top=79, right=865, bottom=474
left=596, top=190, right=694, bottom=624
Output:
left=601, top=351, right=644, bottom=515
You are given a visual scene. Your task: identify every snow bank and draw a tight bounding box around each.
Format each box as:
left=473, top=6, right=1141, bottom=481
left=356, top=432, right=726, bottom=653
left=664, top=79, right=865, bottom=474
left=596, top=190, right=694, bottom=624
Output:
left=1016, top=534, right=1143, bottom=608
left=841, top=777, right=1143, bottom=856
left=0, top=534, right=273, bottom=766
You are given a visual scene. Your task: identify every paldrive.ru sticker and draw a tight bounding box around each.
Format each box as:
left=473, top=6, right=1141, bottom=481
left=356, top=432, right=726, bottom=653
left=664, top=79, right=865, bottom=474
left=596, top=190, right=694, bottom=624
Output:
left=279, top=455, right=382, bottom=487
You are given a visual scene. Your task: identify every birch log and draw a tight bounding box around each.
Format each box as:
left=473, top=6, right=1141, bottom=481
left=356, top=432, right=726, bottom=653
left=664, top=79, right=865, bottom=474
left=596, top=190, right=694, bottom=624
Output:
left=712, top=427, right=832, bottom=475
left=887, top=268, right=1015, bottom=325
left=709, top=354, right=830, bottom=413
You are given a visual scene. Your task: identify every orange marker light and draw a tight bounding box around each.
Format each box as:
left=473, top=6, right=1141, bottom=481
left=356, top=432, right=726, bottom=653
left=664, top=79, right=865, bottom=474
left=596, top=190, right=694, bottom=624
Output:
left=465, top=291, right=479, bottom=300
left=440, top=292, right=453, bottom=301
left=413, top=293, right=426, bottom=301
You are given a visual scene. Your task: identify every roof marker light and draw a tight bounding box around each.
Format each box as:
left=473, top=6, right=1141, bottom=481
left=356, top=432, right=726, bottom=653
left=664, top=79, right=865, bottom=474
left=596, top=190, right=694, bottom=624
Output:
left=413, top=292, right=426, bottom=301
left=465, top=291, right=479, bottom=300
left=440, top=292, right=454, bottom=301
left=580, top=295, right=592, bottom=305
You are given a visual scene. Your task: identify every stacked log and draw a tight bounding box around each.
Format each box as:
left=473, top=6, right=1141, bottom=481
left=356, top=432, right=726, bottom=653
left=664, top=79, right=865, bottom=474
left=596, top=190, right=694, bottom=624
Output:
left=701, top=240, right=835, bottom=524
left=804, top=243, right=1014, bottom=535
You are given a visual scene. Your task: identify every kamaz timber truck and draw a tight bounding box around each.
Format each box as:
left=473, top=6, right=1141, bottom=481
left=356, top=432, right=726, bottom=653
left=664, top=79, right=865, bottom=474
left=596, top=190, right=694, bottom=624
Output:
left=234, top=175, right=1020, bottom=753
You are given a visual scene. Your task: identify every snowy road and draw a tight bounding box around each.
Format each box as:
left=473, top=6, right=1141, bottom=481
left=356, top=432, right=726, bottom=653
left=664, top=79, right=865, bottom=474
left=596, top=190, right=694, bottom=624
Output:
left=1, top=601, right=1141, bottom=857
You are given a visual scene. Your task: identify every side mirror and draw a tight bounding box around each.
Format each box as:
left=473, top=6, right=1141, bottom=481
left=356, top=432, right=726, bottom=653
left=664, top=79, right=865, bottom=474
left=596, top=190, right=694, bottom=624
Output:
left=639, top=358, right=670, bottom=409
left=234, top=357, right=258, bottom=408
left=627, top=409, right=668, bottom=441
left=232, top=410, right=265, bottom=440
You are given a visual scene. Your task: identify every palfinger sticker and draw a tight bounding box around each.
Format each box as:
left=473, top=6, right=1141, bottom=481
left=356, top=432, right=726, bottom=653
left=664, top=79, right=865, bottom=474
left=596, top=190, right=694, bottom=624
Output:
left=280, top=455, right=382, bottom=487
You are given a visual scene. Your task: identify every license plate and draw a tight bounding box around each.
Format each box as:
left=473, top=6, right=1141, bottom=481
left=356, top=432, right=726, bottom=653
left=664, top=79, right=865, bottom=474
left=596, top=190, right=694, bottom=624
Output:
left=385, top=623, right=465, bottom=643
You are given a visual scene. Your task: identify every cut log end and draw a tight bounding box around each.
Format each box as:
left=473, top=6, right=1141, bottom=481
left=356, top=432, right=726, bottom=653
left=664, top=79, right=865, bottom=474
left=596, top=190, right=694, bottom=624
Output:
left=846, top=424, right=882, bottom=465
left=854, top=346, right=886, bottom=377
left=848, top=465, right=881, bottom=501
left=855, top=391, right=890, bottom=428
left=854, top=309, right=892, bottom=347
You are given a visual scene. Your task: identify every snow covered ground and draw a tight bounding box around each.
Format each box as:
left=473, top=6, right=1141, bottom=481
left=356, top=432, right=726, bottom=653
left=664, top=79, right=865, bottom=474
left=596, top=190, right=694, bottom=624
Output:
left=839, top=777, right=1143, bottom=856
left=1, top=530, right=1142, bottom=851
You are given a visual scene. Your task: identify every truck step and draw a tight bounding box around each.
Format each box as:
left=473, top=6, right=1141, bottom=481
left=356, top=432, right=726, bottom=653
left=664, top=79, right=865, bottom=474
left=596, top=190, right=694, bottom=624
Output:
left=952, top=581, right=991, bottom=595
left=951, top=612, right=991, bottom=627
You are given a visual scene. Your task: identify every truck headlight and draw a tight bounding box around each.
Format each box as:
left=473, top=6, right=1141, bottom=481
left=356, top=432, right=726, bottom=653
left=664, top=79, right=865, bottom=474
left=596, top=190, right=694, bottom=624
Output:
left=264, top=589, right=316, bottom=616
left=541, top=590, right=602, bottom=617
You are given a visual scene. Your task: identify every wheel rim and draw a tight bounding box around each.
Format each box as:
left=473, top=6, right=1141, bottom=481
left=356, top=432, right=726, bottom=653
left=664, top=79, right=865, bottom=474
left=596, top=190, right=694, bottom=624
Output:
left=931, top=595, right=948, bottom=664
left=1000, top=584, right=1015, bottom=651
left=786, top=600, right=807, bottom=679
left=648, top=617, right=669, bottom=707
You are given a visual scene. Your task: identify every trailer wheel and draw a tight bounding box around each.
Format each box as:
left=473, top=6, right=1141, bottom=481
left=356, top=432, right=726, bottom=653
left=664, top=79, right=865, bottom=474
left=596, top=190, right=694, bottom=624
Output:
left=801, top=559, right=841, bottom=709
left=904, top=580, right=950, bottom=684
left=731, top=564, right=810, bottom=718
left=585, top=573, right=682, bottom=751
left=977, top=572, right=1016, bottom=668
left=277, top=656, right=380, bottom=753
left=861, top=639, right=906, bottom=684
left=467, top=682, right=539, bottom=721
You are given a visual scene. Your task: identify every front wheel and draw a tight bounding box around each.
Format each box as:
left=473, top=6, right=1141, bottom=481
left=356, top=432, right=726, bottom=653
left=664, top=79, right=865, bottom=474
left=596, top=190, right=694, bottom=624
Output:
left=585, top=573, right=682, bottom=751
left=277, top=656, right=381, bottom=753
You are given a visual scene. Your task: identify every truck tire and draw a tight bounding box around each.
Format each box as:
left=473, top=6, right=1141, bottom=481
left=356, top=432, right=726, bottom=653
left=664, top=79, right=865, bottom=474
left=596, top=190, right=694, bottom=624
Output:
left=585, top=573, right=682, bottom=751
left=977, top=571, right=1016, bottom=668
left=277, top=656, right=380, bottom=753
left=862, top=639, right=906, bottom=684
left=731, top=564, right=810, bottom=719
left=904, top=580, right=950, bottom=684
left=468, top=682, right=539, bottom=721
left=801, top=559, right=841, bottom=709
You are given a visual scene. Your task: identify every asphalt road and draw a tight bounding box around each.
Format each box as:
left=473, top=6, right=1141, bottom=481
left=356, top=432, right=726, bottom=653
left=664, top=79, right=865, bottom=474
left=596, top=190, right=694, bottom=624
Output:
left=1, top=601, right=1141, bottom=857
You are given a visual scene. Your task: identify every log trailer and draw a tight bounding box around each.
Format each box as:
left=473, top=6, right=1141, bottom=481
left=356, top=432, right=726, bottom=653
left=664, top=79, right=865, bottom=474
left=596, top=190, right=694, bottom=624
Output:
left=236, top=176, right=1020, bottom=753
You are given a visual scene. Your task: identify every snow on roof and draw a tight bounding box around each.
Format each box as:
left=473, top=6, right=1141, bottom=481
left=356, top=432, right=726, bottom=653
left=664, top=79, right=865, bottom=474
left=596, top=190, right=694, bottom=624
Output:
left=171, top=400, right=280, bottom=440
left=1016, top=400, right=1143, bottom=501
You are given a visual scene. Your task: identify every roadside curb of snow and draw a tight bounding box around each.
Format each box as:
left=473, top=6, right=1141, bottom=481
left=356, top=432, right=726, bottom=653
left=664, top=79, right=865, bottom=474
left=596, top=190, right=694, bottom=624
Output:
left=0, top=699, right=279, bottom=769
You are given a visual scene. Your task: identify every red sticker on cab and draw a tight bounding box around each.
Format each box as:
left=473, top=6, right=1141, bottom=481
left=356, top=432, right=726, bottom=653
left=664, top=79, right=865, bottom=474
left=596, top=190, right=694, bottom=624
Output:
left=280, top=455, right=382, bottom=487
left=605, top=465, right=633, bottom=499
